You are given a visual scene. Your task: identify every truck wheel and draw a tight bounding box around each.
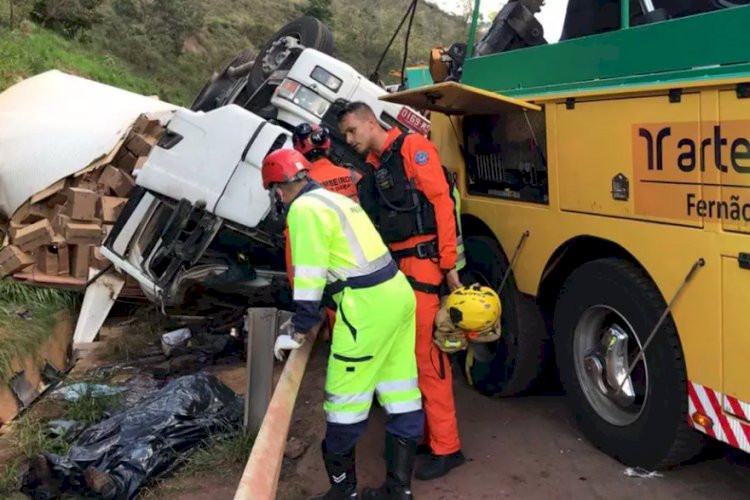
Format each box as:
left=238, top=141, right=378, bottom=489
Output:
left=191, top=48, right=255, bottom=112
left=554, top=258, right=704, bottom=469
left=458, top=236, right=547, bottom=396
left=248, top=16, right=335, bottom=92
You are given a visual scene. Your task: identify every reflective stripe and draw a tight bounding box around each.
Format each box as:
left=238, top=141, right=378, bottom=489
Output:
left=306, top=191, right=367, bottom=267
left=325, top=391, right=374, bottom=405
left=382, top=399, right=422, bottom=415
left=293, top=287, right=324, bottom=301
left=294, top=265, right=329, bottom=280
left=456, top=235, right=464, bottom=247
left=326, top=409, right=370, bottom=424
left=376, top=378, right=419, bottom=395
left=331, top=252, right=393, bottom=281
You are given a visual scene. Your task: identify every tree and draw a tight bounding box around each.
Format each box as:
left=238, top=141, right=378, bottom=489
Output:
left=29, top=0, right=103, bottom=38
left=299, top=0, right=333, bottom=26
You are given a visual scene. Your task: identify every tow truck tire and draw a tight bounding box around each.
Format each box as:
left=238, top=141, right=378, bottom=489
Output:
left=554, top=258, right=705, bottom=469
left=191, top=48, right=255, bottom=112
left=248, top=16, right=335, bottom=91
left=458, top=236, right=547, bottom=396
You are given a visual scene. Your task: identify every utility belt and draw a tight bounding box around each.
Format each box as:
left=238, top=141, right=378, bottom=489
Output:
left=326, top=259, right=398, bottom=296
left=390, top=238, right=443, bottom=295
left=390, top=238, right=439, bottom=261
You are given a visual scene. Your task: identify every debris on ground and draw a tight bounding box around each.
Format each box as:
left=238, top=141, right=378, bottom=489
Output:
left=52, top=383, right=126, bottom=402
left=21, top=373, right=243, bottom=500
left=45, top=420, right=86, bottom=442
left=623, top=467, right=663, bottom=479
left=161, top=328, right=192, bottom=356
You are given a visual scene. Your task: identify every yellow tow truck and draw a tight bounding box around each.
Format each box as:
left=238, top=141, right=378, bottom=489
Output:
left=384, top=0, right=750, bottom=469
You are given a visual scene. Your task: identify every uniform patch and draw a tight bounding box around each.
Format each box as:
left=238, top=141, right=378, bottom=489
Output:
left=415, top=151, right=429, bottom=165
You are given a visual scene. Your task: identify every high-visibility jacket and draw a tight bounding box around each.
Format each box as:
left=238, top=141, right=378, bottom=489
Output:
left=287, top=183, right=398, bottom=333
left=283, top=159, right=362, bottom=288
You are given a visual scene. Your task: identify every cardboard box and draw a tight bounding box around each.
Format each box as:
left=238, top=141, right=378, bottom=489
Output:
left=89, top=245, right=109, bottom=270
left=98, top=196, right=127, bottom=224
left=9, top=221, right=25, bottom=240
left=98, top=166, right=135, bottom=197
left=35, top=246, right=59, bottom=276
left=63, top=187, right=99, bottom=221
left=0, top=245, right=34, bottom=277
left=51, top=213, right=71, bottom=236
left=125, top=133, right=156, bottom=157
left=54, top=238, right=70, bottom=276
left=70, top=245, right=90, bottom=279
left=30, top=179, right=66, bottom=205
left=132, top=113, right=163, bottom=136
left=14, top=219, right=54, bottom=252
left=117, top=152, right=139, bottom=172
left=64, top=222, right=102, bottom=246
left=13, top=203, right=50, bottom=224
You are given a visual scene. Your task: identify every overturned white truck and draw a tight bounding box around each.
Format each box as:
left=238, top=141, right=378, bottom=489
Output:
left=0, top=17, right=429, bottom=344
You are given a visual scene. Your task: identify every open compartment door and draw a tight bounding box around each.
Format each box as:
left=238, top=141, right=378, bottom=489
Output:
left=379, top=81, right=541, bottom=115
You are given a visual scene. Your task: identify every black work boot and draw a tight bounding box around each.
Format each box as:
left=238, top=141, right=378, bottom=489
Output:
left=310, top=441, right=358, bottom=499
left=362, top=433, right=417, bottom=500
left=414, top=450, right=465, bottom=481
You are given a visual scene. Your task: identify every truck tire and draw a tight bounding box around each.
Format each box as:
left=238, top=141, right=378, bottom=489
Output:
left=191, top=48, right=255, bottom=112
left=248, top=16, right=335, bottom=92
left=554, top=258, right=705, bottom=469
left=458, top=235, right=547, bottom=396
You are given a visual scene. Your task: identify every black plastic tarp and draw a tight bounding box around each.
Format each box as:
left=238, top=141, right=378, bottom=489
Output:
left=22, top=373, right=243, bottom=499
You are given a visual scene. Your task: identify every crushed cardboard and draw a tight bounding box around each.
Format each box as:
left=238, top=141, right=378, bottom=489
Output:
left=0, top=112, right=166, bottom=283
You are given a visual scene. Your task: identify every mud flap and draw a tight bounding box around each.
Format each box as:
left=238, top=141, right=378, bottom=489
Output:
left=72, top=270, right=125, bottom=345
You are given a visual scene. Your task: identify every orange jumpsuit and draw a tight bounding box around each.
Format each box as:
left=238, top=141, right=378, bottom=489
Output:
left=366, top=127, right=461, bottom=456
left=284, top=157, right=362, bottom=330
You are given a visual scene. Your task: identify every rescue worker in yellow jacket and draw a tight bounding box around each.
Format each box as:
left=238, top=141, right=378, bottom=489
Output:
left=262, top=148, right=424, bottom=499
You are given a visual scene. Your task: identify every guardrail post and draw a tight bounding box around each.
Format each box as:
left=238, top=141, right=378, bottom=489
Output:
left=244, top=308, right=276, bottom=432
left=235, top=320, right=321, bottom=499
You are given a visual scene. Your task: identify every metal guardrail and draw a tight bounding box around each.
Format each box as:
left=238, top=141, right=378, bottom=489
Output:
left=234, top=308, right=321, bottom=499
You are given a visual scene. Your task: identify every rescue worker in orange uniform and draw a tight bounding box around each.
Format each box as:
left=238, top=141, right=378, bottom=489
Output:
left=283, top=123, right=363, bottom=335
left=337, top=102, right=465, bottom=481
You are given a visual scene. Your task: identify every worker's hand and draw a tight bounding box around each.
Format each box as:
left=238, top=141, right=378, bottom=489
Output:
left=446, top=268, right=462, bottom=291
left=274, top=332, right=305, bottom=361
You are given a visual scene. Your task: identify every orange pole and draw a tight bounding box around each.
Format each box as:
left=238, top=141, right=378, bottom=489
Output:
left=234, top=325, right=320, bottom=500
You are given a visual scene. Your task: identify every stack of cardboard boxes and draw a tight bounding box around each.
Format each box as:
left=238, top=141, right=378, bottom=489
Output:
left=0, top=113, right=165, bottom=280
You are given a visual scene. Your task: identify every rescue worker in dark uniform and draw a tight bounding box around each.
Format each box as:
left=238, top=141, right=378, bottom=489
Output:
left=337, top=102, right=466, bottom=481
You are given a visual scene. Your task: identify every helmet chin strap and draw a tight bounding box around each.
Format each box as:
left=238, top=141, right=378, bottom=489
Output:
left=269, top=187, right=287, bottom=220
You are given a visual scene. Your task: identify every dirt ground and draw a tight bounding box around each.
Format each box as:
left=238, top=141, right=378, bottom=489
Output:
left=7, top=327, right=750, bottom=499
left=168, top=341, right=750, bottom=500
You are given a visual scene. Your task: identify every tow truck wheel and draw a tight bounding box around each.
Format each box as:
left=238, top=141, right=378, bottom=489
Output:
left=248, top=16, right=335, bottom=91
left=554, top=258, right=704, bottom=469
left=458, top=235, right=547, bottom=396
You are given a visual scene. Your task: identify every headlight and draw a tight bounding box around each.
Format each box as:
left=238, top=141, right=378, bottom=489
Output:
left=311, top=66, right=342, bottom=92
left=275, top=78, right=331, bottom=118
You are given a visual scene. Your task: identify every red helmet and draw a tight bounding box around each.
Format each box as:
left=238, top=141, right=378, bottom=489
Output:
left=261, top=148, right=310, bottom=189
left=293, top=123, right=331, bottom=157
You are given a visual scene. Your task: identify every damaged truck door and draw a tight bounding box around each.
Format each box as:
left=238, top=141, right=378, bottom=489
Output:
left=101, top=104, right=292, bottom=306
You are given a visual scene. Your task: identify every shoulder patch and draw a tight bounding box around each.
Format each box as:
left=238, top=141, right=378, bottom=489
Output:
left=414, top=151, right=429, bottom=165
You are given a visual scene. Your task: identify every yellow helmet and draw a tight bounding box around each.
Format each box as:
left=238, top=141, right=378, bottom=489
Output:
left=445, top=284, right=501, bottom=332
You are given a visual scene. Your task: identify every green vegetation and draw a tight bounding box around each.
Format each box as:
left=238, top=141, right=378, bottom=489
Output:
left=0, top=23, right=192, bottom=101
left=0, top=280, right=76, bottom=384
left=140, top=429, right=254, bottom=499
left=0, top=0, right=471, bottom=103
